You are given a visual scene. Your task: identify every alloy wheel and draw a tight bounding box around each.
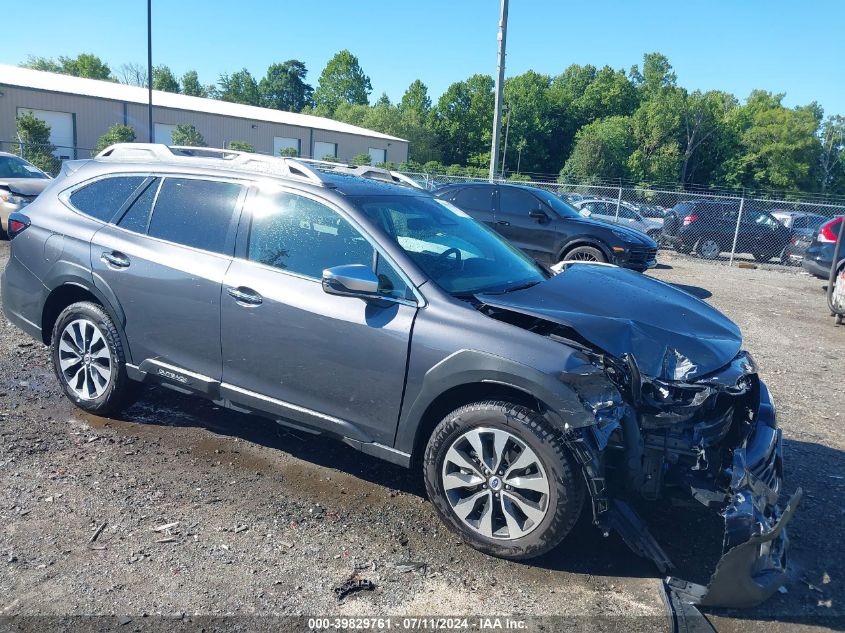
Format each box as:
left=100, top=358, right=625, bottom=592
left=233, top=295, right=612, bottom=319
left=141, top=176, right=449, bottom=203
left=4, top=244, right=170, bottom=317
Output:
left=441, top=426, right=550, bottom=540
left=698, top=239, right=721, bottom=259
left=58, top=318, right=113, bottom=400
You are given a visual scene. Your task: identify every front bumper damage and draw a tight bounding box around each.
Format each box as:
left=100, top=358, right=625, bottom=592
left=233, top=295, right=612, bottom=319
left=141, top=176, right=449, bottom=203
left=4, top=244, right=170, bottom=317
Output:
left=561, top=350, right=801, bottom=609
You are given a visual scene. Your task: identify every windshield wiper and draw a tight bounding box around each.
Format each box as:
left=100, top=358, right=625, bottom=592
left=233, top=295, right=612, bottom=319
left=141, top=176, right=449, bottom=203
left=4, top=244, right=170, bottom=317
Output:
left=483, top=280, right=542, bottom=295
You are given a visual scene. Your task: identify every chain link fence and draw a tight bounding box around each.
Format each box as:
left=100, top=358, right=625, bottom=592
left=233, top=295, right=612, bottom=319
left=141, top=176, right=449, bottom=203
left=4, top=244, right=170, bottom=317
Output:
left=3, top=138, right=841, bottom=271
left=398, top=171, right=845, bottom=269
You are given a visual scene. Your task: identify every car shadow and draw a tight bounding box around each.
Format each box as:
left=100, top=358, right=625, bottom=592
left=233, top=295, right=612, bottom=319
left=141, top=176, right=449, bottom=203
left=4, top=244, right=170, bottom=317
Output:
left=115, top=388, right=845, bottom=623
left=668, top=282, right=713, bottom=299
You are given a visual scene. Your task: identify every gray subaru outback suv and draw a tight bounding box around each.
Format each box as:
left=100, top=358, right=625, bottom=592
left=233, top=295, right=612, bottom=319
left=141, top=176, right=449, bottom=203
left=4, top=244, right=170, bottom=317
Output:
left=1, top=144, right=798, bottom=608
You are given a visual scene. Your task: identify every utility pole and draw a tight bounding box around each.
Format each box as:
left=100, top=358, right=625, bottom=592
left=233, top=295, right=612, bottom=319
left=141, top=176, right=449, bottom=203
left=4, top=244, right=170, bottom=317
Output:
left=488, top=0, right=508, bottom=182
left=147, top=0, right=154, bottom=142
left=500, top=104, right=511, bottom=177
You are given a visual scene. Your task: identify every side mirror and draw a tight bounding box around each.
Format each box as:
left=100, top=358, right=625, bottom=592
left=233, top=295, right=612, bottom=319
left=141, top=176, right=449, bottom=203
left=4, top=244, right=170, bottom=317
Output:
left=322, top=264, right=380, bottom=299
left=528, top=209, right=549, bottom=223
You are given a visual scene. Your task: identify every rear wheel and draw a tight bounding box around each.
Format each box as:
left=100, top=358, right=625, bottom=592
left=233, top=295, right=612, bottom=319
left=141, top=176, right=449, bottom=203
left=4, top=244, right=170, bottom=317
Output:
left=562, top=245, right=606, bottom=264
left=424, top=401, right=584, bottom=560
left=696, top=238, right=722, bottom=260
left=50, top=301, right=136, bottom=415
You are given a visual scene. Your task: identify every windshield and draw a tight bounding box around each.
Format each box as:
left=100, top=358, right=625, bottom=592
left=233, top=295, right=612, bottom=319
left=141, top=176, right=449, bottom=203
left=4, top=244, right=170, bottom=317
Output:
left=0, top=155, right=49, bottom=179
left=535, top=192, right=580, bottom=218
left=353, top=195, right=546, bottom=295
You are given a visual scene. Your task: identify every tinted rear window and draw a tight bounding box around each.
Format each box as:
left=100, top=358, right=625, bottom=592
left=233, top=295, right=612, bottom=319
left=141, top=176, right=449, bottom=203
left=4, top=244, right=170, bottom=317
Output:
left=452, top=187, right=494, bottom=213
left=69, top=176, right=146, bottom=222
left=147, top=178, right=242, bottom=254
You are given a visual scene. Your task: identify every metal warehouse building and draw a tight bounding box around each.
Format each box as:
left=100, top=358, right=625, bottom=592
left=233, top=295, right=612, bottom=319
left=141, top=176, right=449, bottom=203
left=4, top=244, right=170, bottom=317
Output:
left=0, top=64, right=408, bottom=164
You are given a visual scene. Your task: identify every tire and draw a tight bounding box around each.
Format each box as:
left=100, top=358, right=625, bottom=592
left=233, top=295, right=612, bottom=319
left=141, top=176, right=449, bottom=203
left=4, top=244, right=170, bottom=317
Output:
left=50, top=301, right=136, bottom=416
left=696, top=238, right=722, bottom=260
left=562, top=245, right=606, bottom=264
left=752, top=252, right=775, bottom=263
left=423, top=401, right=585, bottom=560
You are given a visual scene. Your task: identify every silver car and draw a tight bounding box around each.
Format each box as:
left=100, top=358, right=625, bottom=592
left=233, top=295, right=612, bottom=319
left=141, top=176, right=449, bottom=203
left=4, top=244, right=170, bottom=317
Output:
left=0, top=151, right=52, bottom=236
left=0, top=144, right=796, bottom=607
left=574, top=198, right=662, bottom=239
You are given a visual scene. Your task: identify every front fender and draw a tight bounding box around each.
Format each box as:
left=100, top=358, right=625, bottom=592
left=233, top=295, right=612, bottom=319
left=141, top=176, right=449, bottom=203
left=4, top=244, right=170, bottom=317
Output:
left=393, top=348, right=598, bottom=455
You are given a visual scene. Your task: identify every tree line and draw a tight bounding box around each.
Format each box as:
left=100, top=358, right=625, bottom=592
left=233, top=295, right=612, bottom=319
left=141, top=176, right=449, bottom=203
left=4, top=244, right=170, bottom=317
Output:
left=20, top=51, right=845, bottom=196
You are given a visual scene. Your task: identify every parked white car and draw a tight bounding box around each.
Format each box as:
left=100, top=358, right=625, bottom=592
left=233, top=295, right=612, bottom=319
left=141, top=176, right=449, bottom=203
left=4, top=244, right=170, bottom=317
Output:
left=573, top=198, right=662, bottom=239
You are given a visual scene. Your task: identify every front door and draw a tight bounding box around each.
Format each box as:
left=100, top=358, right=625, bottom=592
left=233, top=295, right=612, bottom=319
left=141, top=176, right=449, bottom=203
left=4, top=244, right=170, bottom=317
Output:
left=90, top=176, right=244, bottom=381
left=496, top=187, right=558, bottom=263
left=220, top=186, right=416, bottom=445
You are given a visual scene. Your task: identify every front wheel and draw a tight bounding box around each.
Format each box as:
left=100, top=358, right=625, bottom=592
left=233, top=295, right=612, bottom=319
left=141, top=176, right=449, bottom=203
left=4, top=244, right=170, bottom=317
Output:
left=50, top=301, right=136, bottom=416
left=561, top=245, right=606, bottom=264
left=424, top=401, right=584, bottom=560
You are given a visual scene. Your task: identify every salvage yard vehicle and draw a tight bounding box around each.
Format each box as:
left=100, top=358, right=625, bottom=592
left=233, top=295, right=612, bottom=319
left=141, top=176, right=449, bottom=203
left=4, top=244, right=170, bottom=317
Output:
left=1, top=144, right=799, bottom=608
left=0, top=151, right=52, bottom=237
left=662, top=200, right=790, bottom=262
left=803, top=215, right=844, bottom=279
left=434, top=182, right=658, bottom=272
left=571, top=198, right=663, bottom=239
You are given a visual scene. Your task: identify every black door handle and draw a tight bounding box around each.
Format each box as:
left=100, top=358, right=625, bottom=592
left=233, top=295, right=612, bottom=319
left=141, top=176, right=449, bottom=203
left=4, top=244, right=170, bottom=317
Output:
left=227, top=286, right=263, bottom=306
left=101, top=251, right=130, bottom=268
left=496, top=220, right=510, bottom=226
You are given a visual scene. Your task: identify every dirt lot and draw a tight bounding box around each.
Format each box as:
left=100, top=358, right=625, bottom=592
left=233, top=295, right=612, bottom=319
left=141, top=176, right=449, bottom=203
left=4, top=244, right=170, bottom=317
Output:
left=0, top=242, right=842, bottom=632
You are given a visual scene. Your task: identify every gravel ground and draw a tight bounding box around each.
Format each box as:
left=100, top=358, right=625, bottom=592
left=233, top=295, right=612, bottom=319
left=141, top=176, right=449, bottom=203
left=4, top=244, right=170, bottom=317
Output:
left=0, top=242, right=842, bottom=632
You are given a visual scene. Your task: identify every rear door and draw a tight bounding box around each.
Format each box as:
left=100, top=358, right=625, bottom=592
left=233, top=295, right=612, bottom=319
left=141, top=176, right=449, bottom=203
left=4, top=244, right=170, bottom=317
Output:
left=449, top=186, right=496, bottom=228
left=90, top=175, right=245, bottom=381
left=495, top=186, right=559, bottom=263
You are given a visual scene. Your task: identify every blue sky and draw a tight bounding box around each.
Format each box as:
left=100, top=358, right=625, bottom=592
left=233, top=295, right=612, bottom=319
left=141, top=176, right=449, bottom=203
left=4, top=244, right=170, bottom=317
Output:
left=3, top=0, right=843, bottom=116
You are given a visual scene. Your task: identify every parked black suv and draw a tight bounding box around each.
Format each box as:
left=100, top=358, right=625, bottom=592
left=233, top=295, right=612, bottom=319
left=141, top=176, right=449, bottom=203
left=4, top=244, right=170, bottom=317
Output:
left=434, top=183, right=658, bottom=271
left=662, top=200, right=790, bottom=261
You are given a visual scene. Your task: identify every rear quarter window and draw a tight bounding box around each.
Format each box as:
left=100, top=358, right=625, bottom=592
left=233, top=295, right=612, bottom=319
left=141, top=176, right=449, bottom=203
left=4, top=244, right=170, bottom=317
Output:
left=68, top=176, right=146, bottom=222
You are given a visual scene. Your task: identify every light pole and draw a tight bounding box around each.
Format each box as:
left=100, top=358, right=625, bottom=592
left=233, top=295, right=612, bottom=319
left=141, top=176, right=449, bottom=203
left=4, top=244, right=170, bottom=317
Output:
left=500, top=104, right=511, bottom=178
left=147, top=0, right=153, bottom=142
left=488, top=0, right=508, bottom=182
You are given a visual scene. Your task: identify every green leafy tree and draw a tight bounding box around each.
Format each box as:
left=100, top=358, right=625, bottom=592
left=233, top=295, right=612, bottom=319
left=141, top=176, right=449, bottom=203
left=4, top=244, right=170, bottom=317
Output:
left=170, top=124, right=206, bottom=147
left=630, top=52, right=677, bottom=98
left=723, top=93, right=822, bottom=191
left=218, top=69, right=260, bottom=106
left=228, top=141, right=255, bottom=152
left=432, top=74, right=494, bottom=165
left=279, top=146, right=298, bottom=157
left=502, top=71, right=556, bottom=174
left=560, top=116, right=635, bottom=183
left=181, top=70, right=207, bottom=97
left=93, top=124, right=136, bottom=155
left=313, top=50, right=372, bottom=115
left=152, top=65, right=180, bottom=93
left=23, top=53, right=112, bottom=80
left=351, top=152, right=371, bottom=166
left=362, top=94, right=403, bottom=138
left=259, top=60, right=314, bottom=111
left=818, top=115, right=845, bottom=193
left=400, top=80, right=432, bottom=117
left=678, top=90, right=738, bottom=186
left=15, top=112, right=60, bottom=174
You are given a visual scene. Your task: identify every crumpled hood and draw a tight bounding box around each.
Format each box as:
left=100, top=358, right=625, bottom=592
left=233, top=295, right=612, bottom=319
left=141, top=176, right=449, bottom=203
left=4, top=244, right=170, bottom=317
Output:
left=0, top=178, right=50, bottom=196
left=477, top=265, right=741, bottom=381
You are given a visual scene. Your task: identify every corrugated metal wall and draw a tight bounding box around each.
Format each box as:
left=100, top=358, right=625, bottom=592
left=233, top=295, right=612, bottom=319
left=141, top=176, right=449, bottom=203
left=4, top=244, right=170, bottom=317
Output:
left=0, top=85, right=409, bottom=163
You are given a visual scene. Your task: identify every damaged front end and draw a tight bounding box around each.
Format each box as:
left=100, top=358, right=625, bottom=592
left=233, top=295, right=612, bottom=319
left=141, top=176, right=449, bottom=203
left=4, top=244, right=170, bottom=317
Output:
left=575, top=348, right=802, bottom=609
left=477, top=286, right=800, bottom=609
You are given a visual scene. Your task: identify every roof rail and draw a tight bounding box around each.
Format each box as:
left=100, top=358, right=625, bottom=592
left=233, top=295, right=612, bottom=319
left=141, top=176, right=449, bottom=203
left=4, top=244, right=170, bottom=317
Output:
left=292, top=157, right=424, bottom=190
left=95, top=143, right=326, bottom=187
left=95, top=143, right=423, bottom=190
